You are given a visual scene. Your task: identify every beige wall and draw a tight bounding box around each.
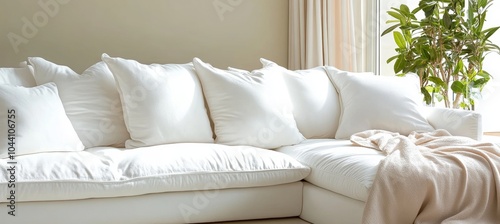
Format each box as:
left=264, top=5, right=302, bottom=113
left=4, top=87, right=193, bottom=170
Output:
left=0, top=0, right=288, bottom=72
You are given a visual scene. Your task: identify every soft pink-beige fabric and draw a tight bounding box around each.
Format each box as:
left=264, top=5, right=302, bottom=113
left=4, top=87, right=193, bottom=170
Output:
left=351, top=129, right=500, bottom=224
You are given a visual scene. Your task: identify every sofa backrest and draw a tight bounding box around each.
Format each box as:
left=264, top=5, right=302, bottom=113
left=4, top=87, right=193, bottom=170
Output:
left=2, top=57, right=482, bottom=150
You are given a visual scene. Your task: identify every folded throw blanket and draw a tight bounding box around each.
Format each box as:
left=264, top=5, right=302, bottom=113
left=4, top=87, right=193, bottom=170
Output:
left=351, top=129, right=500, bottom=224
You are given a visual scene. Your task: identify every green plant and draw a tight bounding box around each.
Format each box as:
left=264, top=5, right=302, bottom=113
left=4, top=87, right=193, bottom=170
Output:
left=383, top=0, right=500, bottom=110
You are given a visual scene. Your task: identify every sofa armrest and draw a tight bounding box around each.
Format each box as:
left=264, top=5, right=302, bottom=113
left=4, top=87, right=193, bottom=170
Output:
left=421, top=107, right=483, bottom=141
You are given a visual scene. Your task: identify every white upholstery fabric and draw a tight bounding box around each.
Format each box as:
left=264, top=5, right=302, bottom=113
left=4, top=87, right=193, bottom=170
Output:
left=102, top=54, right=213, bottom=148
left=276, top=139, right=384, bottom=201
left=0, top=83, right=84, bottom=158
left=260, top=59, right=340, bottom=139
left=192, top=58, right=305, bottom=149
left=29, top=57, right=129, bottom=148
left=327, top=67, right=434, bottom=139
left=0, top=143, right=310, bottom=202
left=0, top=67, right=35, bottom=87
left=422, top=107, right=483, bottom=140
left=301, top=182, right=364, bottom=224
left=0, top=182, right=303, bottom=224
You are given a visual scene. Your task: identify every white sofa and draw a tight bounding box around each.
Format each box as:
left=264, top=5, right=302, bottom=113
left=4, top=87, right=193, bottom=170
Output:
left=0, top=55, right=482, bottom=224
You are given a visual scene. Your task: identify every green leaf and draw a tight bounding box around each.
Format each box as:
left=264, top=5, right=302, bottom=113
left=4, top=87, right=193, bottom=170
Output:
left=453, top=59, right=464, bottom=75
left=468, top=3, right=474, bottom=27
left=386, top=55, right=399, bottom=63
left=393, top=31, right=406, bottom=49
left=451, top=81, right=466, bottom=93
left=483, top=27, right=499, bottom=40
left=479, top=11, right=486, bottom=32
left=485, top=43, right=500, bottom=53
left=443, top=12, right=452, bottom=29
left=400, top=4, right=411, bottom=15
left=479, top=0, right=488, bottom=8
left=382, top=24, right=400, bottom=36
left=421, top=47, right=431, bottom=59
left=411, top=5, right=423, bottom=15
left=420, top=1, right=436, bottom=17
left=394, top=56, right=406, bottom=74
left=477, top=71, right=491, bottom=79
left=428, top=76, right=447, bottom=88
left=388, top=11, right=405, bottom=22
left=460, top=102, right=468, bottom=109
left=424, top=5, right=437, bottom=17
left=413, top=58, right=427, bottom=67
left=425, top=85, right=439, bottom=93
left=472, top=78, right=489, bottom=87
left=403, top=30, right=413, bottom=42
left=421, top=87, right=432, bottom=105
left=386, top=20, right=400, bottom=24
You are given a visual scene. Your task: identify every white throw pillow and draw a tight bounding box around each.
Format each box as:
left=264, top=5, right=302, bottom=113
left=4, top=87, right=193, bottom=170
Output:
left=102, top=54, right=213, bottom=148
left=327, top=67, right=435, bottom=139
left=29, top=57, right=129, bottom=148
left=0, top=83, right=85, bottom=158
left=260, top=59, right=340, bottom=138
left=0, top=67, right=36, bottom=87
left=227, top=67, right=249, bottom=73
left=192, top=58, right=305, bottom=149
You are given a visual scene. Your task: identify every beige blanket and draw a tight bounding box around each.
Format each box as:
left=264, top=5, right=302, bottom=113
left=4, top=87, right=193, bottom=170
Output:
left=351, top=129, right=500, bottom=224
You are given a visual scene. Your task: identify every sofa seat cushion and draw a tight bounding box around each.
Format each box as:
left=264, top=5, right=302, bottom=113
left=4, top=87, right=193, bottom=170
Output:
left=0, top=143, right=310, bottom=203
left=276, top=139, right=385, bottom=201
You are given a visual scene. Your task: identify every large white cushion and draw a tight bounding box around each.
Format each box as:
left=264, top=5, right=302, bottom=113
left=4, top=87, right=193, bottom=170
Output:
left=0, top=83, right=85, bottom=158
left=327, top=67, right=434, bottom=139
left=193, top=58, right=305, bottom=149
left=423, top=107, right=483, bottom=140
left=29, top=57, right=129, bottom=148
left=277, top=139, right=384, bottom=201
left=260, top=59, right=340, bottom=138
left=0, top=67, right=36, bottom=87
left=102, top=54, right=213, bottom=148
left=0, top=143, right=310, bottom=202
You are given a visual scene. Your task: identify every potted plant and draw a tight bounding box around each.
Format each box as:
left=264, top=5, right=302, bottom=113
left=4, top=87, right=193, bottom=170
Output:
left=383, top=0, right=500, bottom=110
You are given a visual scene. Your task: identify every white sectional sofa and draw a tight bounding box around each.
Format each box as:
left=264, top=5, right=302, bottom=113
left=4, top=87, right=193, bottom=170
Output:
left=0, top=55, right=483, bottom=224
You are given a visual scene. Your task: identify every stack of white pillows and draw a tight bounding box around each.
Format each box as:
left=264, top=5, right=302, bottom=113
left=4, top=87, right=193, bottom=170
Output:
left=0, top=53, right=436, bottom=159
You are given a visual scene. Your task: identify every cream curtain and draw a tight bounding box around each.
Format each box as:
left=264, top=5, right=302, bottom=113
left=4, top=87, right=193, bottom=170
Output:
left=288, top=0, right=378, bottom=72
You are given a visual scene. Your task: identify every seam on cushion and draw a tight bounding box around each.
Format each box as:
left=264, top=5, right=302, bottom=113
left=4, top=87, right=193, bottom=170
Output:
left=0, top=167, right=311, bottom=184
left=322, top=66, right=345, bottom=139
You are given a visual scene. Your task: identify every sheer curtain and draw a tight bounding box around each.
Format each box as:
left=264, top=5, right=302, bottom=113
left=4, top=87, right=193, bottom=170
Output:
left=288, top=0, right=378, bottom=72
